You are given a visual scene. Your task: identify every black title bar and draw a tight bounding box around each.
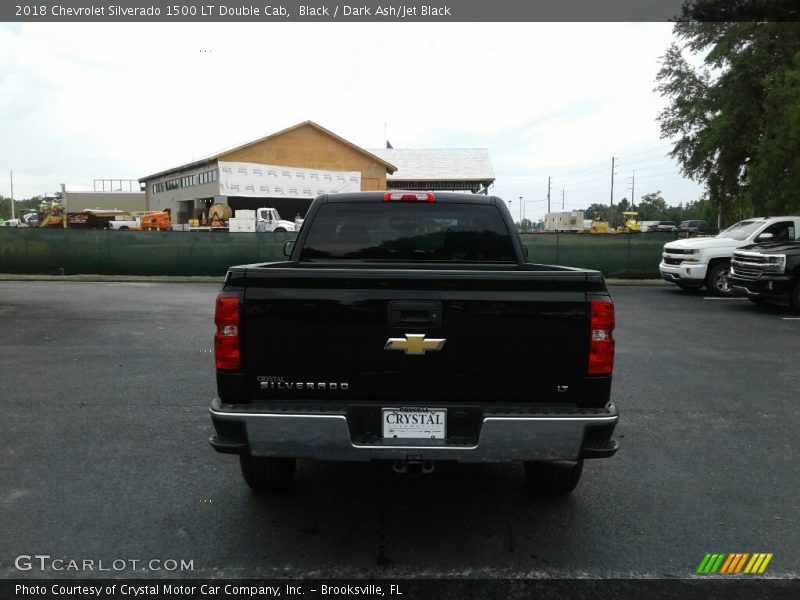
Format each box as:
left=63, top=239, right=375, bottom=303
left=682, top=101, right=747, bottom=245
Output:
left=3, top=579, right=800, bottom=600
left=4, top=0, right=799, bottom=23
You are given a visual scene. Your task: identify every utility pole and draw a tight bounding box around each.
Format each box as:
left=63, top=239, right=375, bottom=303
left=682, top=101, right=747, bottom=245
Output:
left=546, top=177, right=551, bottom=214
left=9, top=171, right=14, bottom=220
left=518, top=196, right=522, bottom=226
left=609, top=157, right=615, bottom=227
left=629, top=170, right=635, bottom=211
left=562, top=185, right=565, bottom=210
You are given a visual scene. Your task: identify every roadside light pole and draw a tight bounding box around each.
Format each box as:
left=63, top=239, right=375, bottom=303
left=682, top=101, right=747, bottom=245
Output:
left=9, top=171, right=14, bottom=220
left=519, top=196, right=523, bottom=226
left=609, top=157, right=615, bottom=228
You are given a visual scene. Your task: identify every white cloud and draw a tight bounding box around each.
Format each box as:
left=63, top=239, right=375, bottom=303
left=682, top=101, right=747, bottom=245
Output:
left=0, top=21, right=701, bottom=210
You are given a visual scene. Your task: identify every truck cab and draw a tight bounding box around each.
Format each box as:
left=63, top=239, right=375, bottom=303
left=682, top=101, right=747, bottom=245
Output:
left=256, top=208, right=297, bottom=232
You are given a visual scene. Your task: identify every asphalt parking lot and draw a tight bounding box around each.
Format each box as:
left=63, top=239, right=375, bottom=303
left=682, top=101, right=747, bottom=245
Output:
left=1, top=281, right=798, bottom=579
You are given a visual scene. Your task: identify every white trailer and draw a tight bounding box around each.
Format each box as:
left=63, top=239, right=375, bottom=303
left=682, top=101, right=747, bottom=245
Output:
left=544, top=211, right=585, bottom=232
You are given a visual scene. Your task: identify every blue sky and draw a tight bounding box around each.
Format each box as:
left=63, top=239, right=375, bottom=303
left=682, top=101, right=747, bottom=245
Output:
left=0, top=22, right=703, bottom=220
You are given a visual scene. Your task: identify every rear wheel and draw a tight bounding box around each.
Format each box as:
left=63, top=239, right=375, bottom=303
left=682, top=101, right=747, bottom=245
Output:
left=273, top=227, right=286, bottom=232
left=524, top=460, right=583, bottom=496
left=705, top=262, right=733, bottom=297
left=239, top=455, right=296, bottom=492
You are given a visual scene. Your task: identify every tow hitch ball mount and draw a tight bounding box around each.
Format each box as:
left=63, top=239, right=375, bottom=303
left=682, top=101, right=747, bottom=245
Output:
left=393, top=455, right=434, bottom=476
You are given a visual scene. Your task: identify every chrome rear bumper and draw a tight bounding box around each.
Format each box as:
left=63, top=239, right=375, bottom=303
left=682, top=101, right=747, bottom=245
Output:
left=209, top=399, right=619, bottom=462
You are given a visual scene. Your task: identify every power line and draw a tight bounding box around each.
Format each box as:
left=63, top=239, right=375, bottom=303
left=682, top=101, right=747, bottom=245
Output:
left=550, top=158, right=613, bottom=177
left=632, top=169, right=683, bottom=179
left=615, top=144, right=673, bottom=160
left=615, top=155, right=675, bottom=169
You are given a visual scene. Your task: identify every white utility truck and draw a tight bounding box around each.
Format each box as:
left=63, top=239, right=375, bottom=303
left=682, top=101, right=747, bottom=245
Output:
left=229, top=208, right=297, bottom=233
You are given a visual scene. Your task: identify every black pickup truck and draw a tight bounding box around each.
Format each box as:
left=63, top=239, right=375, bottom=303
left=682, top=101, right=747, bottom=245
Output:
left=209, top=191, right=619, bottom=495
left=730, top=241, right=800, bottom=312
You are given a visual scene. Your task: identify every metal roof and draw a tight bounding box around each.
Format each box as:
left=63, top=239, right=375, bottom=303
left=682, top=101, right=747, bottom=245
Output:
left=368, top=148, right=495, bottom=181
left=140, top=121, right=397, bottom=183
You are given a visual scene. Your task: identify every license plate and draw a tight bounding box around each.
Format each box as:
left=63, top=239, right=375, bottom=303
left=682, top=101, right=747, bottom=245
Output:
left=382, top=407, right=446, bottom=439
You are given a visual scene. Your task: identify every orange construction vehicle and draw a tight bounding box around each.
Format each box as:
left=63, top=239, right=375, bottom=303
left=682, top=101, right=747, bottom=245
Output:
left=139, top=209, right=172, bottom=231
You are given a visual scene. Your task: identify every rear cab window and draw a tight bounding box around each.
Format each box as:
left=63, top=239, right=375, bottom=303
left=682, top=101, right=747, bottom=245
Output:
left=299, top=202, right=516, bottom=262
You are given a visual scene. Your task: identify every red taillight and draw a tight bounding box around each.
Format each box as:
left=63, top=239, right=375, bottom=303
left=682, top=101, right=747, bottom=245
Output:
left=588, top=298, right=615, bottom=375
left=383, top=192, right=436, bottom=202
left=215, top=293, right=240, bottom=370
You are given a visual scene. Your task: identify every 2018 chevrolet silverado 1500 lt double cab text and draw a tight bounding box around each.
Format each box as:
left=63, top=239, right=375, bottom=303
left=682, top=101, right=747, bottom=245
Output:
left=209, top=191, right=619, bottom=495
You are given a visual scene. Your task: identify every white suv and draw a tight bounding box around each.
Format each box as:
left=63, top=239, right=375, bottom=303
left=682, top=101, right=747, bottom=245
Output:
left=659, top=216, right=800, bottom=296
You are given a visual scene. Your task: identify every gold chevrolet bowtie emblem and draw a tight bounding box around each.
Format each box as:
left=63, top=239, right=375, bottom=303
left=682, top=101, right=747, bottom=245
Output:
left=384, top=334, right=446, bottom=356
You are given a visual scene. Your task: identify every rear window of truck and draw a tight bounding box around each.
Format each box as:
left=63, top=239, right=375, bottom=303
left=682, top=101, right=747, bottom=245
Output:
left=300, top=202, right=515, bottom=262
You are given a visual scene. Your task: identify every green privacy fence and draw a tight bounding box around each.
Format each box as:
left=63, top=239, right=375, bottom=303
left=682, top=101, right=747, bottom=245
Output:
left=0, top=229, right=292, bottom=276
left=520, top=233, right=675, bottom=278
left=0, top=229, right=676, bottom=277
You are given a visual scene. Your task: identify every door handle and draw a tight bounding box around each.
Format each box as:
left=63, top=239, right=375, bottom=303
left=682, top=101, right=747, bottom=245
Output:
left=388, top=301, right=442, bottom=327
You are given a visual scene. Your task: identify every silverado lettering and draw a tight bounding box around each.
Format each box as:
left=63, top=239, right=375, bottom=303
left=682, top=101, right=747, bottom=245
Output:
left=259, top=381, right=349, bottom=390
left=209, top=191, right=619, bottom=495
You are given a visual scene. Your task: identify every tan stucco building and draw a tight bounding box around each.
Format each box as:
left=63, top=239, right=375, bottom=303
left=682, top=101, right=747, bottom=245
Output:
left=139, top=121, right=397, bottom=225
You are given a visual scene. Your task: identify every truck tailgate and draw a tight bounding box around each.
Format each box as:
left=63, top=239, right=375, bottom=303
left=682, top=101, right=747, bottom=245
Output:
left=240, top=267, right=597, bottom=405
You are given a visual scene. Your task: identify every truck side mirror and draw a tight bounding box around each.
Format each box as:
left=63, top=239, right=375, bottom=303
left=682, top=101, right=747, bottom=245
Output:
left=757, top=232, right=774, bottom=242
left=283, top=240, right=295, bottom=257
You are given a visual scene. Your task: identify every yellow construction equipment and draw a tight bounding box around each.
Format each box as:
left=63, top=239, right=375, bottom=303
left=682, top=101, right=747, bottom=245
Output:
left=39, top=203, right=67, bottom=228
left=616, top=211, right=642, bottom=234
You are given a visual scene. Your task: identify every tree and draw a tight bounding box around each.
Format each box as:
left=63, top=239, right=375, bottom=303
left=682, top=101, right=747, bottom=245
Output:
left=636, top=191, right=669, bottom=220
left=0, top=196, right=46, bottom=220
left=516, top=218, right=534, bottom=233
left=655, top=3, right=800, bottom=219
left=583, top=203, right=609, bottom=219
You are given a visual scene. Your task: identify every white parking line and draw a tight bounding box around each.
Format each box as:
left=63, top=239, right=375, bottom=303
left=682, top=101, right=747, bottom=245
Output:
left=703, top=297, right=747, bottom=300
left=782, top=317, right=800, bottom=320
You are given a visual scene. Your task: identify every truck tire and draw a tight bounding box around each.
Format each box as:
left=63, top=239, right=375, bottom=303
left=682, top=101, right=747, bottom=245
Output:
left=790, top=281, right=800, bottom=314
left=273, top=227, right=286, bottom=232
left=239, top=455, right=296, bottom=492
left=705, top=262, right=733, bottom=297
left=524, top=460, right=583, bottom=496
